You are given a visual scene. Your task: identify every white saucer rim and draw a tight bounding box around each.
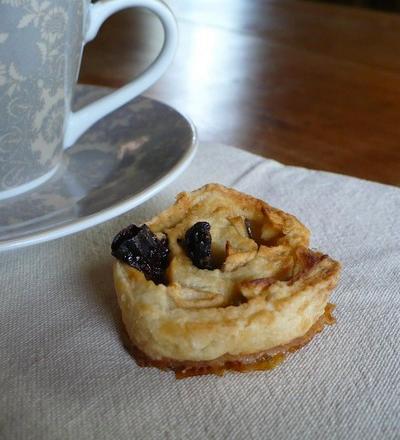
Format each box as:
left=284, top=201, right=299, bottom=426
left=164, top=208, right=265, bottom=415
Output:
left=0, top=114, right=197, bottom=252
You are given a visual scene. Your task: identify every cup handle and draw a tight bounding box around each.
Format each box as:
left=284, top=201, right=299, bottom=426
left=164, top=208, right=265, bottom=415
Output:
left=63, top=0, right=178, bottom=149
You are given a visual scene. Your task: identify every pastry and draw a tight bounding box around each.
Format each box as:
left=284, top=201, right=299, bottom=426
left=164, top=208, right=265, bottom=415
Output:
left=112, top=184, right=341, bottom=378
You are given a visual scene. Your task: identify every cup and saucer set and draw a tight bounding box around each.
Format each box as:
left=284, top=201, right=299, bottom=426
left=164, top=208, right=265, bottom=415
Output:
left=0, top=0, right=197, bottom=251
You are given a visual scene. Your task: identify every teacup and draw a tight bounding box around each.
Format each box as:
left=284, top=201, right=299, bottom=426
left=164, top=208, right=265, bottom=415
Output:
left=0, top=0, right=177, bottom=200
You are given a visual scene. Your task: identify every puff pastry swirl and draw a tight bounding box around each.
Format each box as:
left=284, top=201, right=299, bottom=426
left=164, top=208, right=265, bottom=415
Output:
left=113, top=184, right=341, bottom=377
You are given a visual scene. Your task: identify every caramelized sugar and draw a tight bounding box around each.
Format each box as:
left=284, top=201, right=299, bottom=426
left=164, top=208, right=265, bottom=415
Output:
left=122, top=304, right=336, bottom=379
left=175, top=353, right=286, bottom=379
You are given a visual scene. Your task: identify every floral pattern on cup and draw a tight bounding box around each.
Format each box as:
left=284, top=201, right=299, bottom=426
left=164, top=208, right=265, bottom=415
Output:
left=0, top=0, right=84, bottom=191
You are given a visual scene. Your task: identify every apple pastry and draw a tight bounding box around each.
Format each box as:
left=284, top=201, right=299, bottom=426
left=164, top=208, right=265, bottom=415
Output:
left=112, top=184, right=341, bottom=378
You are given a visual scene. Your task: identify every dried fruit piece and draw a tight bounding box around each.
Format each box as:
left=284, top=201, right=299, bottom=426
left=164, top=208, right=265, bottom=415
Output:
left=183, top=222, right=213, bottom=269
left=111, top=224, right=169, bottom=284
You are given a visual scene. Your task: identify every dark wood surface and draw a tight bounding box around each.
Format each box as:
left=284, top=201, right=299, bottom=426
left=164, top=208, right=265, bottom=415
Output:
left=79, top=0, right=400, bottom=186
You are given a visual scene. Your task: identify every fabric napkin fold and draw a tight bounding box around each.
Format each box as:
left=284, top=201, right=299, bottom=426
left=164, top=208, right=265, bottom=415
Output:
left=1, top=142, right=399, bottom=440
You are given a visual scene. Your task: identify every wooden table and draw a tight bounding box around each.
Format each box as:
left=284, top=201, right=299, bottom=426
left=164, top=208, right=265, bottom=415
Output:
left=79, top=0, right=400, bottom=186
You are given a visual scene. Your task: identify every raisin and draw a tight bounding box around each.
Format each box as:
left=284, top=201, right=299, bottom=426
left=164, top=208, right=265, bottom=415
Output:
left=183, top=222, right=213, bottom=269
left=111, top=224, right=169, bottom=284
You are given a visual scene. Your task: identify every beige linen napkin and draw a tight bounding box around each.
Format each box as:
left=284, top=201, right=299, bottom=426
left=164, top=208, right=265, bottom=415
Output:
left=1, top=143, right=399, bottom=439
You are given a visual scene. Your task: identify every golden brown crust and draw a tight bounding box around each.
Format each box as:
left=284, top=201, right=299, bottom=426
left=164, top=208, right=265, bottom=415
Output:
left=113, top=184, right=341, bottom=375
left=121, top=304, right=336, bottom=379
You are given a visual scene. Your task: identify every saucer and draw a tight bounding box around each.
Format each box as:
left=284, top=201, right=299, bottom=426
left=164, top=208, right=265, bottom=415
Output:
left=0, top=85, right=197, bottom=251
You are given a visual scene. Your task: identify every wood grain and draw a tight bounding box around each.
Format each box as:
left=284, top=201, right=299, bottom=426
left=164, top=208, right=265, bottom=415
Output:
left=79, top=0, right=400, bottom=185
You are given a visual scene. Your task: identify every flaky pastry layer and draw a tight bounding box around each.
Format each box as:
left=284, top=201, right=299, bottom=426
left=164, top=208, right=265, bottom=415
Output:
left=121, top=304, right=336, bottom=378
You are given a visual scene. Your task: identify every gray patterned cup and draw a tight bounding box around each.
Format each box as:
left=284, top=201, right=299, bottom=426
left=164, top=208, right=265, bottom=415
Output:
left=0, top=0, right=177, bottom=199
